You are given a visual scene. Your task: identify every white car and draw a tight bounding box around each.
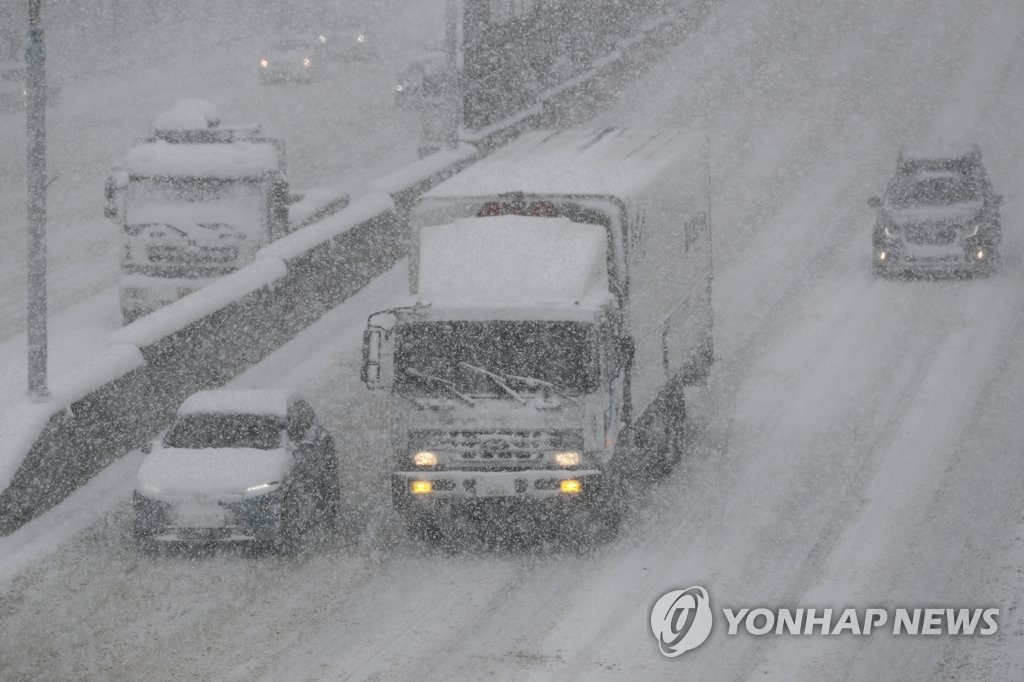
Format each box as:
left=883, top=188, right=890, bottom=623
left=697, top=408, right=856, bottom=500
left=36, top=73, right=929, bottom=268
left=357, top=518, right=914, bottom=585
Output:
left=132, top=389, right=341, bottom=554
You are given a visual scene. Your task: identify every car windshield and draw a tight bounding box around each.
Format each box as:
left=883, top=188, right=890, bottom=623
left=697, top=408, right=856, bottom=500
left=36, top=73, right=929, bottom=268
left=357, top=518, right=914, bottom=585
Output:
left=887, top=174, right=980, bottom=208
left=164, top=413, right=283, bottom=449
left=394, top=320, right=599, bottom=397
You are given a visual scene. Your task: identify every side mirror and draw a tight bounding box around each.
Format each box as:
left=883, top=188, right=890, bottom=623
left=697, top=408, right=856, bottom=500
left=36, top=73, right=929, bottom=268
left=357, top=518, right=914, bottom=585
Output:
left=104, top=171, right=127, bottom=220
left=140, top=442, right=153, bottom=455
left=867, top=196, right=881, bottom=209
left=362, top=327, right=384, bottom=388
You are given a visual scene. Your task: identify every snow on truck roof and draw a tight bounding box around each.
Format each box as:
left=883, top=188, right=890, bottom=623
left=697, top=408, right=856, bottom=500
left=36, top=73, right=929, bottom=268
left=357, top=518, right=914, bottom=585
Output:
left=422, top=128, right=704, bottom=201
left=417, top=215, right=611, bottom=309
left=177, top=389, right=297, bottom=418
left=123, top=139, right=282, bottom=178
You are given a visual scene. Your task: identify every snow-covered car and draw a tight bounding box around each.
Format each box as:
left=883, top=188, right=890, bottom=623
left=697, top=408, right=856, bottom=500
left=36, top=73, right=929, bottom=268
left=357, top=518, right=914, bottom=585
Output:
left=869, top=144, right=1002, bottom=277
left=258, top=37, right=326, bottom=83
left=132, top=389, right=341, bottom=554
left=0, top=61, right=61, bottom=111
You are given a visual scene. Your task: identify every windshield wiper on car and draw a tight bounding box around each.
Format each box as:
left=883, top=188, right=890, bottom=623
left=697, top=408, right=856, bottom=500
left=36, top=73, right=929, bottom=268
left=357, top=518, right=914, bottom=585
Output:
left=458, top=362, right=527, bottom=404
left=504, top=374, right=580, bottom=403
left=405, top=368, right=475, bottom=406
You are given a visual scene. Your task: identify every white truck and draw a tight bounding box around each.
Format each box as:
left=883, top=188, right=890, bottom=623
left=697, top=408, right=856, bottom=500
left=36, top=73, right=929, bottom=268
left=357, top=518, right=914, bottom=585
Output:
left=361, top=128, right=713, bottom=540
left=105, top=100, right=291, bottom=323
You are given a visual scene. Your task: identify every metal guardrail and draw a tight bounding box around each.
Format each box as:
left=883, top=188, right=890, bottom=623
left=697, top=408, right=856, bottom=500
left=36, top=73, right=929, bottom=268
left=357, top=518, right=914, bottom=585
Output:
left=0, top=5, right=704, bottom=535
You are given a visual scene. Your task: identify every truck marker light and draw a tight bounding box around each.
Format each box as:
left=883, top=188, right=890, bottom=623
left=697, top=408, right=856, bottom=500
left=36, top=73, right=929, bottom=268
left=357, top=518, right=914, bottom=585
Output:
left=560, top=479, right=582, bottom=494
left=413, top=451, right=438, bottom=467
left=553, top=451, right=581, bottom=467
left=411, top=480, right=433, bottom=494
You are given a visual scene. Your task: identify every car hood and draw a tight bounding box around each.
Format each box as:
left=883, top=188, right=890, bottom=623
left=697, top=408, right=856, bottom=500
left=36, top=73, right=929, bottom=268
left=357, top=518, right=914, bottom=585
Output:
left=884, top=201, right=983, bottom=227
left=136, top=446, right=292, bottom=499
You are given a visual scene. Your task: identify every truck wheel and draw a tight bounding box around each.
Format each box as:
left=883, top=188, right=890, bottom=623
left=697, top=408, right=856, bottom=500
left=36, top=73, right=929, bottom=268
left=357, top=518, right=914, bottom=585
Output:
left=403, top=511, right=442, bottom=545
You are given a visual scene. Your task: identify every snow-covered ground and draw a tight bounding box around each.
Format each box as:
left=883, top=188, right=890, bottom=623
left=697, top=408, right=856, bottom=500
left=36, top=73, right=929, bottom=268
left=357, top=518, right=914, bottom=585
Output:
left=3, top=0, right=1024, bottom=680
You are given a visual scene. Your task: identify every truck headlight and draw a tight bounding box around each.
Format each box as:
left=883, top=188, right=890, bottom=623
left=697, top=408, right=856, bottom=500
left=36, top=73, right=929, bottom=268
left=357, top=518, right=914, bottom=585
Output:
left=553, top=451, right=581, bottom=468
left=413, top=451, right=438, bottom=467
left=260, top=58, right=269, bottom=69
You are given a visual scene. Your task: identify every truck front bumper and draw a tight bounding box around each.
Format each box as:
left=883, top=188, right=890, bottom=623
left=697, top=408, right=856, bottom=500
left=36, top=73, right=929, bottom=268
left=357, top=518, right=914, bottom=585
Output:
left=120, top=273, right=218, bottom=318
left=392, top=469, right=607, bottom=507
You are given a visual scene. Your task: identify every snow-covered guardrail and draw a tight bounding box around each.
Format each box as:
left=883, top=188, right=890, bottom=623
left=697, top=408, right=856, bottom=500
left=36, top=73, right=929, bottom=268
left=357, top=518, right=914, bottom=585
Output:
left=0, top=5, right=701, bottom=533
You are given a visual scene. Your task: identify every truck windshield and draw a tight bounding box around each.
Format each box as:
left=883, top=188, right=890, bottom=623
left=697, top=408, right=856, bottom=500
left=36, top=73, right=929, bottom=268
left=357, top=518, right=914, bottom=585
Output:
left=125, top=177, right=264, bottom=237
left=164, top=414, right=283, bottom=450
left=394, top=320, right=599, bottom=397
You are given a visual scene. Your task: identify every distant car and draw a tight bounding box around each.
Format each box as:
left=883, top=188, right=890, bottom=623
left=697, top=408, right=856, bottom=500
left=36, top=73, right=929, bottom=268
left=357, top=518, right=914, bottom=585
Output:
left=132, top=389, right=341, bottom=554
left=258, top=37, right=326, bottom=84
left=0, top=61, right=61, bottom=111
left=394, top=50, right=448, bottom=110
left=869, top=144, right=1002, bottom=277
left=322, top=24, right=379, bottom=61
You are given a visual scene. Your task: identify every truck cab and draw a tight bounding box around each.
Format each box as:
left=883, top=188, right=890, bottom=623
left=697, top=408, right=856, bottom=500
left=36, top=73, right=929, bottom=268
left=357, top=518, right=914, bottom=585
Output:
left=362, top=128, right=714, bottom=542
left=105, top=99, right=291, bottom=323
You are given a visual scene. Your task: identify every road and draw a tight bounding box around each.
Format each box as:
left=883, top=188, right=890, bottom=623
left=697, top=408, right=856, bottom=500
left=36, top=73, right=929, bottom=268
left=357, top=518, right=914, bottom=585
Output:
left=1, top=0, right=1023, bottom=680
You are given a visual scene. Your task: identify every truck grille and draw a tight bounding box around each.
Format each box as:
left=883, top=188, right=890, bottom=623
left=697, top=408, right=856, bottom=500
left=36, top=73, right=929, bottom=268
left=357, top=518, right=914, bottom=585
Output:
left=408, top=429, right=583, bottom=465
left=147, top=245, right=238, bottom=264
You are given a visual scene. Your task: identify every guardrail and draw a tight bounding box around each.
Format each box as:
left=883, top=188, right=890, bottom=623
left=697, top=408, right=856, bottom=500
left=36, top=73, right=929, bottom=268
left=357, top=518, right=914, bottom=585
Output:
left=0, top=4, right=703, bottom=534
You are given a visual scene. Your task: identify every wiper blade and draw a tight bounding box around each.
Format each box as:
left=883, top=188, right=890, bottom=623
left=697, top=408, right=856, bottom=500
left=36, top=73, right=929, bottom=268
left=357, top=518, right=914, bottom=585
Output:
left=458, top=362, right=526, bottom=405
left=405, top=368, right=475, bottom=406
left=504, top=374, right=580, bottom=403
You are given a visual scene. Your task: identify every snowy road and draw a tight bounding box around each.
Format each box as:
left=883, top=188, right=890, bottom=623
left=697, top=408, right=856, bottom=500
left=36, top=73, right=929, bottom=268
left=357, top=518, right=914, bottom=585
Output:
left=3, top=0, right=1024, bottom=680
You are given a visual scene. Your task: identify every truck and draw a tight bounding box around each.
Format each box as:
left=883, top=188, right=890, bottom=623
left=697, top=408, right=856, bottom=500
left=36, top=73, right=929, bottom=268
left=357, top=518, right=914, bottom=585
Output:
left=361, top=128, right=714, bottom=541
left=105, top=99, right=291, bottom=323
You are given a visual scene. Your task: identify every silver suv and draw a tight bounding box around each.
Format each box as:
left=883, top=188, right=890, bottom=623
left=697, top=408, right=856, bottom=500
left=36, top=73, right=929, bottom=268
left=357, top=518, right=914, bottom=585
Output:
left=869, top=144, right=1002, bottom=277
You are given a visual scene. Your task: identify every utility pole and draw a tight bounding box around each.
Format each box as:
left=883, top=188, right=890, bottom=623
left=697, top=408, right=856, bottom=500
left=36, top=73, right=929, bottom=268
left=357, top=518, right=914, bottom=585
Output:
left=26, top=0, right=48, bottom=399
left=443, top=0, right=462, bottom=148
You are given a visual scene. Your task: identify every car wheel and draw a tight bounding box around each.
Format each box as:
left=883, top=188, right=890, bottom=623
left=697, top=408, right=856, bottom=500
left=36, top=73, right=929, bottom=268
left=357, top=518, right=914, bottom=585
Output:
left=132, top=524, right=158, bottom=555
left=320, top=474, right=342, bottom=533
left=271, top=488, right=304, bottom=555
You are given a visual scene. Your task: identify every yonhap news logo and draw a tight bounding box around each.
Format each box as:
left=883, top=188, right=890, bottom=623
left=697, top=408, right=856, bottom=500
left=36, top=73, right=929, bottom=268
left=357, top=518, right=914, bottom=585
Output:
left=650, top=586, right=999, bottom=658
left=649, top=586, right=714, bottom=657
